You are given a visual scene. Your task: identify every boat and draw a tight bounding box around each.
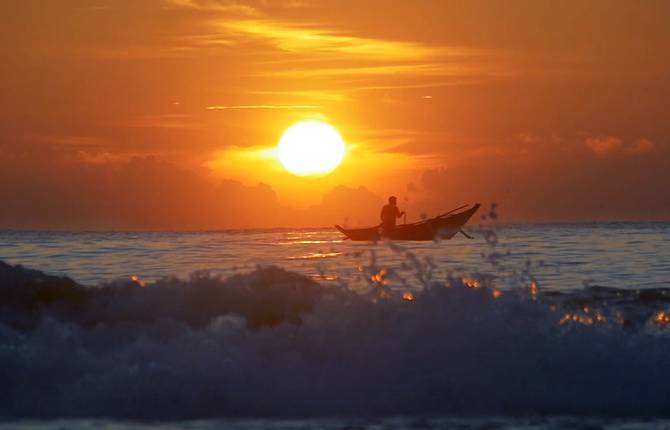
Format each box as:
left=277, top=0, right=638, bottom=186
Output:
left=335, top=203, right=480, bottom=241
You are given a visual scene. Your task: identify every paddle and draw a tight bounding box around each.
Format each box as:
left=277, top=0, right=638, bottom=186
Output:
left=459, top=229, right=474, bottom=239
left=436, top=204, right=470, bottom=219
left=404, top=204, right=471, bottom=227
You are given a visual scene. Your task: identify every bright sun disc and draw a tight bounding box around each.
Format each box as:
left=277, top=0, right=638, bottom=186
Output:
left=278, top=121, right=346, bottom=176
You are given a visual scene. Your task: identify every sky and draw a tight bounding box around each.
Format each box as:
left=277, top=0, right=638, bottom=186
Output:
left=1, top=0, right=669, bottom=229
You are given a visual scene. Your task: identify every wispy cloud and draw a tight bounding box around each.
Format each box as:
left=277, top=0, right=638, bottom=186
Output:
left=220, top=20, right=450, bottom=61
left=29, top=135, right=104, bottom=147
left=165, top=0, right=312, bottom=14
left=627, top=138, right=656, bottom=154
left=585, top=136, right=623, bottom=157
left=249, top=90, right=349, bottom=102
left=79, top=45, right=203, bottom=61
left=76, top=150, right=134, bottom=165
left=585, top=136, right=655, bottom=157
left=346, top=79, right=489, bottom=92
left=264, top=63, right=450, bottom=79
left=111, top=114, right=200, bottom=129
left=200, top=19, right=503, bottom=87
left=206, top=104, right=320, bottom=110
left=165, top=0, right=259, bottom=15
left=156, top=5, right=504, bottom=92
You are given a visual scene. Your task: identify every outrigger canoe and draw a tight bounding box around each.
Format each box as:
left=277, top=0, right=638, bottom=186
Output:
left=335, top=203, right=480, bottom=241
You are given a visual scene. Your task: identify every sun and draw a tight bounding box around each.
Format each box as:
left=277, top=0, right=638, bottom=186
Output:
left=278, top=121, right=346, bottom=176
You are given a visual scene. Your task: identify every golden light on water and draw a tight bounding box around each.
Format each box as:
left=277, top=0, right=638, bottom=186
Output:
left=278, top=121, right=346, bottom=176
left=529, top=280, right=539, bottom=301
left=654, top=311, right=670, bottom=325
left=371, top=269, right=387, bottom=284
left=130, top=275, right=146, bottom=288
left=559, top=306, right=606, bottom=326
left=462, top=277, right=481, bottom=289
left=560, top=313, right=593, bottom=325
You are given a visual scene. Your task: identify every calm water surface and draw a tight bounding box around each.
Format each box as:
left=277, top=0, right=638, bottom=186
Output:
left=1, top=223, right=668, bottom=291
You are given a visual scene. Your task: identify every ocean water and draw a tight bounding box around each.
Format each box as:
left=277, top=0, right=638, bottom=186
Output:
left=1, top=223, right=668, bottom=290
left=3, top=417, right=670, bottom=429
left=1, top=222, right=670, bottom=427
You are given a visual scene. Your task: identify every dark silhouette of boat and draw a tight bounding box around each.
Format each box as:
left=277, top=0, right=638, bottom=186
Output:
left=335, top=203, right=480, bottom=241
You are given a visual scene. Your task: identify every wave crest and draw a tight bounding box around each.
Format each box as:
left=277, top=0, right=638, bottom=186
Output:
left=0, top=260, right=669, bottom=418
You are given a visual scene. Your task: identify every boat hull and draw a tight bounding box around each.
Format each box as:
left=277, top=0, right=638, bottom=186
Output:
left=335, top=204, right=480, bottom=241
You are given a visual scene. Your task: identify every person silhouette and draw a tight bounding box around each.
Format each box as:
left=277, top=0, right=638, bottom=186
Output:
left=380, top=196, right=405, bottom=234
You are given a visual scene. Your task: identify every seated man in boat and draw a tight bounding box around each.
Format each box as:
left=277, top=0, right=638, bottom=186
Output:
left=380, top=196, right=405, bottom=234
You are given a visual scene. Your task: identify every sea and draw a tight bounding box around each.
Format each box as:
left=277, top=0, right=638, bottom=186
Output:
left=1, top=221, right=670, bottom=429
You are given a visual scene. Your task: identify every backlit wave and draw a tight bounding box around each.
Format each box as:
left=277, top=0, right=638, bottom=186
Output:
left=1, top=260, right=669, bottom=419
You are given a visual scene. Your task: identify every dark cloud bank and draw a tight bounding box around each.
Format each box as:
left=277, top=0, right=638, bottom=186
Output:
left=1, top=154, right=668, bottom=230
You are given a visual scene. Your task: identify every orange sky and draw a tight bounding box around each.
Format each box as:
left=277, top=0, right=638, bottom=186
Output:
left=1, top=0, right=669, bottom=229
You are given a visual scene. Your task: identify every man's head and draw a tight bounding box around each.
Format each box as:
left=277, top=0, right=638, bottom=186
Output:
left=388, top=196, right=397, bottom=205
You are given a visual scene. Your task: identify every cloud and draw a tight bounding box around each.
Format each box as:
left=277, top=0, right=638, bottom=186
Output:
left=517, top=132, right=539, bottom=144
left=111, top=114, right=201, bottom=129
left=585, top=136, right=655, bottom=158
left=185, top=18, right=499, bottom=84
left=204, top=145, right=278, bottom=176
left=29, top=135, right=104, bottom=147
left=140, top=4, right=511, bottom=91
left=345, top=78, right=488, bottom=91
left=417, top=157, right=670, bottom=223
left=249, top=89, right=349, bottom=102
left=206, top=104, right=320, bottom=110
left=264, top=63, right=451, bottom=79
left=309, top=185, right=383, bottom=226
left=165, top=0, right=259, bottom=15
left=166, top=0, right=311, bottom=14
left=0, top=156, right=291, bottom=230
left=221, top=20, right=447, bottom=61
left=585, top=136, right=623, bottom=157
left=0, top=155, right=398, bottom=229
left=75, top=151, right=135, bottom=165
left=626, top=138, right=655, bottom=154
left=2, top=150, right=668, bottom=229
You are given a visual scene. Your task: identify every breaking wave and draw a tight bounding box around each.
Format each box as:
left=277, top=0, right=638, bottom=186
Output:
left=1, top=257, right=670, bottom=420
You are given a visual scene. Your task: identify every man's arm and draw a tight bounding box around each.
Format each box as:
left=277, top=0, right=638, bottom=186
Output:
left=396, top=207, right=405, bottom=218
